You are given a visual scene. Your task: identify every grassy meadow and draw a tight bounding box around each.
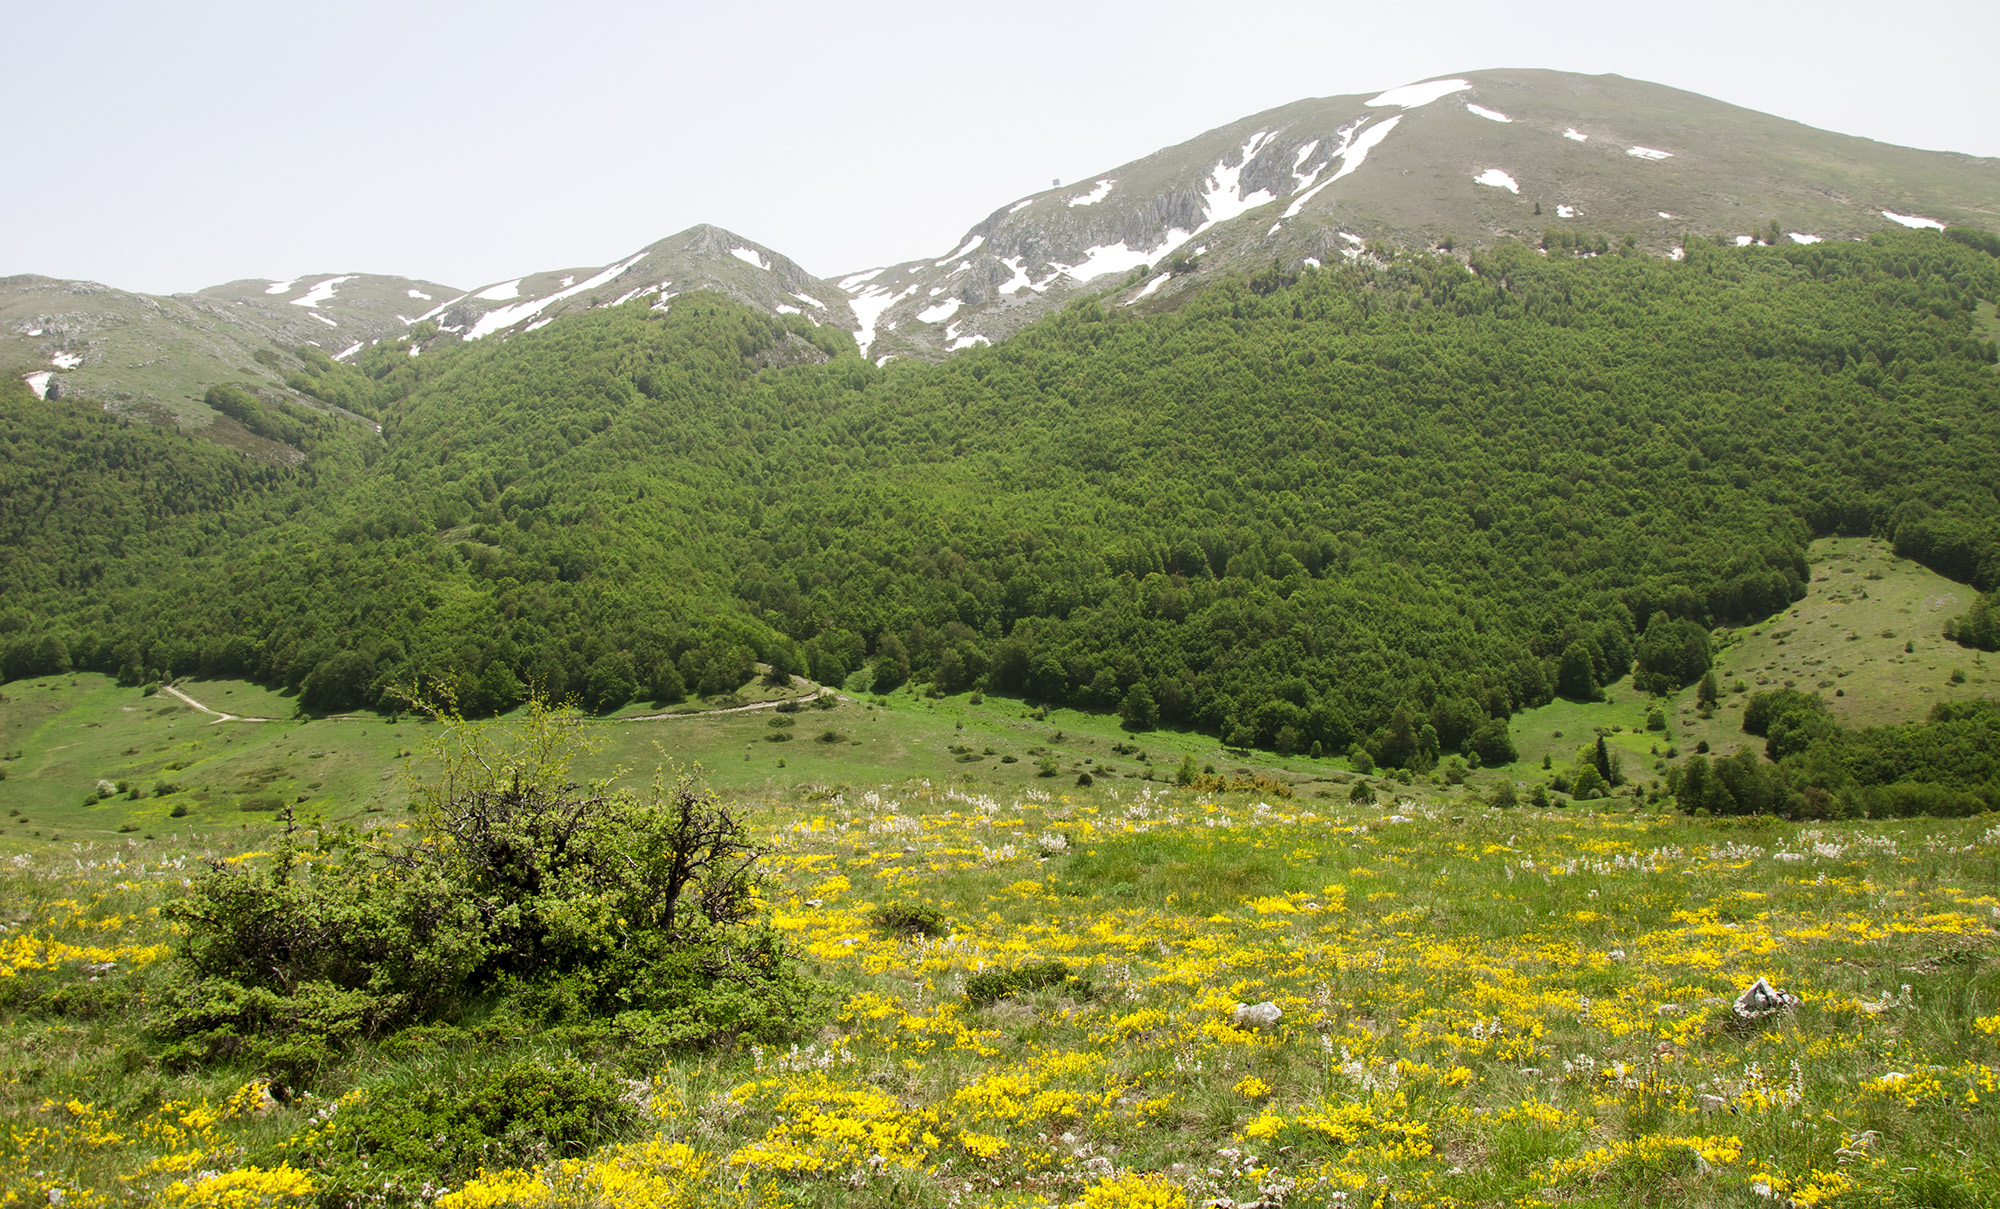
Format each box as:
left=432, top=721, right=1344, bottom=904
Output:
left=1, top=536, right=1998, bottom=1207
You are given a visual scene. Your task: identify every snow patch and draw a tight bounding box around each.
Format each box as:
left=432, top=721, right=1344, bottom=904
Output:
left=24, top=371, right=51, bottom=399
left=1626, top=146, right=1673, bottom=161
left=292, top=275, right=357, bottom=307
left=1126, top=274, right=1170, bottom=303
left=847, top=282, right=918, bottom=355
left=1669, top=247, right=1685, bottom=261
left=1881, top=210, right=1945, bottom=231
left=1269, top=222, right=1282, bottom=235
left=1068, top=179, right=1114, bottom=207
left=1787, top=232, right=1823, bottom=244
left=1366, top=78, right=1471, bottom=108
left=1736, top=235, right=1756, bottom=246
left=730, top=247, right=769, bottom=270
left=50, top=351, right=81, bottom=369
left=1292, top=140, right=1319, bottom=175
left=411, top=293, right=470, bottom=324
left=791, top=292, right=826, bottom=309
left=475, top=279, right=523, bottom=301
left=935, top=234, right=985, bottom=266
left=559, top=275, right=575, bottom=288
left=1466, top=103, right=1511, bottom=123
left=334, top=340, right=365, bottom=361
left=524, top=317, right=555, bottom=332
left=1474, top=168, right=1519, bottom=193
left=997, top=257, right=1044, bottom=296
left=25, top=329, right=40, bottom=336
left=462, top=253, right=647, bottom=341
left=1284, top=116, right=1400, bottom=217
left=308, top=312, right=339, bottom=327
left=1658, top=212, right=1674, bottom=219
left=1192, top=130, right=1278, bottom=234
left=775, top=304, right=802, bottom=315
left=1340, top=232, right=1365, bottom=246
left=1008, top=198, right=1034, bottom=214
left=1055, top=242, right=1159, bottom=283
left=918, top=297, right=963, bottom=325
left=264, top=280, right=295, bottom=295
left=1556, top=205, right=1577, bottom=218
left=839, top=268, right=885, bottom=290
left=408, top=344, right=421, bottom=357
left=407, top=288, right=431, bottom=300
left=1563, top=128, right=1587, bottom=142
left=945, top=322, right=989, bottom=351
left=1302, top=257, right=1320, bottom=269
left=611, top=283, right=661, bottom=307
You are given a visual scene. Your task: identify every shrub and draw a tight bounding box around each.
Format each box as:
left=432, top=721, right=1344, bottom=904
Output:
left=266, top=1058, right=630, bottom=1201
left=152, top=695, right=824, bottom=1088
left=966, top=960, right=1077, bottom=1006
left=871, top=902, right=950, bottom=937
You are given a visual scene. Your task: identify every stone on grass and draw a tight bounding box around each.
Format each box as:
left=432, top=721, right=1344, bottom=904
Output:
left=1231, top=1001, right=1282, bottom=1030
left=1732, top=976, right=1800, bottom=1020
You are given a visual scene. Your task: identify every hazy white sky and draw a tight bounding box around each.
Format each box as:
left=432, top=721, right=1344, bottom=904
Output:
left=6, top=0, right=1994, bottom=294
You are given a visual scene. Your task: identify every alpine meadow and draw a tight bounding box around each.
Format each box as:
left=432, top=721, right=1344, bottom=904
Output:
left=5, top=65, right=2000, bottom=1209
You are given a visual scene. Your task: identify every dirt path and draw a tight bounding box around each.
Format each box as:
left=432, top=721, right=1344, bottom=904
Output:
left=157, top=681, right=842, bottom=726
left=620, top=687, right=841, bottom=722
left=160, top=683, right=279, bottom=724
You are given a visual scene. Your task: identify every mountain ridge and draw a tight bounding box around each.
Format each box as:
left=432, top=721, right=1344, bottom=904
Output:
left=7, top=68, right=1997, bottom=429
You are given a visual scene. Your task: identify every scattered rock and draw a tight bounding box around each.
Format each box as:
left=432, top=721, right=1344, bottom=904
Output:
left=1733, top=976, right=1800, bottom=1020
left=1231, top=1001, right=1282, bottom=1030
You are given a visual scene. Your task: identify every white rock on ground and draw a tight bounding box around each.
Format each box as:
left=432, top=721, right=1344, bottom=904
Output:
left=1231, top=1001, right=1282, bottom=1030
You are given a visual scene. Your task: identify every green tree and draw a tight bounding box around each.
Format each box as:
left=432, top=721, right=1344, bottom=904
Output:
left=1119, top=682, right=1158, bottom=731
left=1557, top=642, right=1600, bottom=701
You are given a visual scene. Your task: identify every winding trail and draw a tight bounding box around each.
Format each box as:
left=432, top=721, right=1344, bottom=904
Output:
left=156, top=680, right=842, bottom=726
left=159, top=683, right=279, bottom=724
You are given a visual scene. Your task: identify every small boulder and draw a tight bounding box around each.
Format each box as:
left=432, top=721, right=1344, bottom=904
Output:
left=1231, top=1001, right=1282, bottom=1030
left=1732, top=976, right=1800, bottom=1020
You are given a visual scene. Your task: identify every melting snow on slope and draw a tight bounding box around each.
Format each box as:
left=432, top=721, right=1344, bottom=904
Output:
left=407, top=288, right=431, bottom=300
left=775, top=304, right=802, bottom=315
left=1563, top=128, right=1588, bottom=142
left=1284, top=116, right=1400, bottom=217
left=264, top=280, right=295, bottom=295
left=935, top=235, right=985, bottom=266
left=309, top=312, right=339, bottom=327
left=1736, top=235, right=1757, bottom=246
left=24, top=371, right=52, bottom=399
left=944, top=322, right=989, bottom=351
left=918, top=298, right=963, bottom=325
left=1626, top=146, right=1673, bottom=161
left=476, top=279, right=523, bottom=301
left=1068, top=180, right=1114, bottom=206
left=1659, top=212, right=1674, bottom=219
left=1008, top=198, right=1034, bottom=214
left=997, top=257, right=1044, bottom=296
left=334, top=341, right=365, bottom=361
left=1474, top=169, right=1519, bottom=193
left=1556, top=205, right=1577, bottom=218
left=1788, top=232, right=1823, bottom=244
left=730, top=247, right=769, bottom=269
left=1056, top=243, right=1160, bottom=283
left=1192, top=131, right=1278, bottom=234
left=792, top=292, right=826, bottom=309
left=1466, top=104, right=1511, bottom=122
left=1366, top=78, right=1471, bottom=108
left=1881, top=210, right=1945, bottom=230
left=411, top=293, right=470, bottom=324
left=292, top=276, right=357, bottom=307
left=559, top=276, right=575, bottom=288
left=1126, top=274, right=1170, bottom=303
left=1291, top=140, right=1319, bottom=178
left=50, top=351, right=81, bottom=369
left=847, top=283, right=918, bottom=356
left=463, top=253, right=648, bottom=341
left=839, top=268, right=884, bottom=289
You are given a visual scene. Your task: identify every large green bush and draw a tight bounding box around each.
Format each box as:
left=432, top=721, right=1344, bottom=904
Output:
left=152, top=697, right=825, bottom=1089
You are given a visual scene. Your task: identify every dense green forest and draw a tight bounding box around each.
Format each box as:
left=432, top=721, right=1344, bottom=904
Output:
left=5, top=231, right=2000, bottom=766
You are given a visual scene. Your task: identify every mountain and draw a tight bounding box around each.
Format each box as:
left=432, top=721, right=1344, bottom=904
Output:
left=845, top=69, right=2000, bottom=359
left=6, top=68, right=1997, bottom=426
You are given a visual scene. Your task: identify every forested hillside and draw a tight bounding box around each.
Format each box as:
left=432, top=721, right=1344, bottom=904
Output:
left=4, top=232, right=1999, bottom=766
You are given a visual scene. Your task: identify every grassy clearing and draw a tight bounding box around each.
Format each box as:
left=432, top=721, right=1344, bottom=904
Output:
left=4, top=781, right=1998, bottom=1207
